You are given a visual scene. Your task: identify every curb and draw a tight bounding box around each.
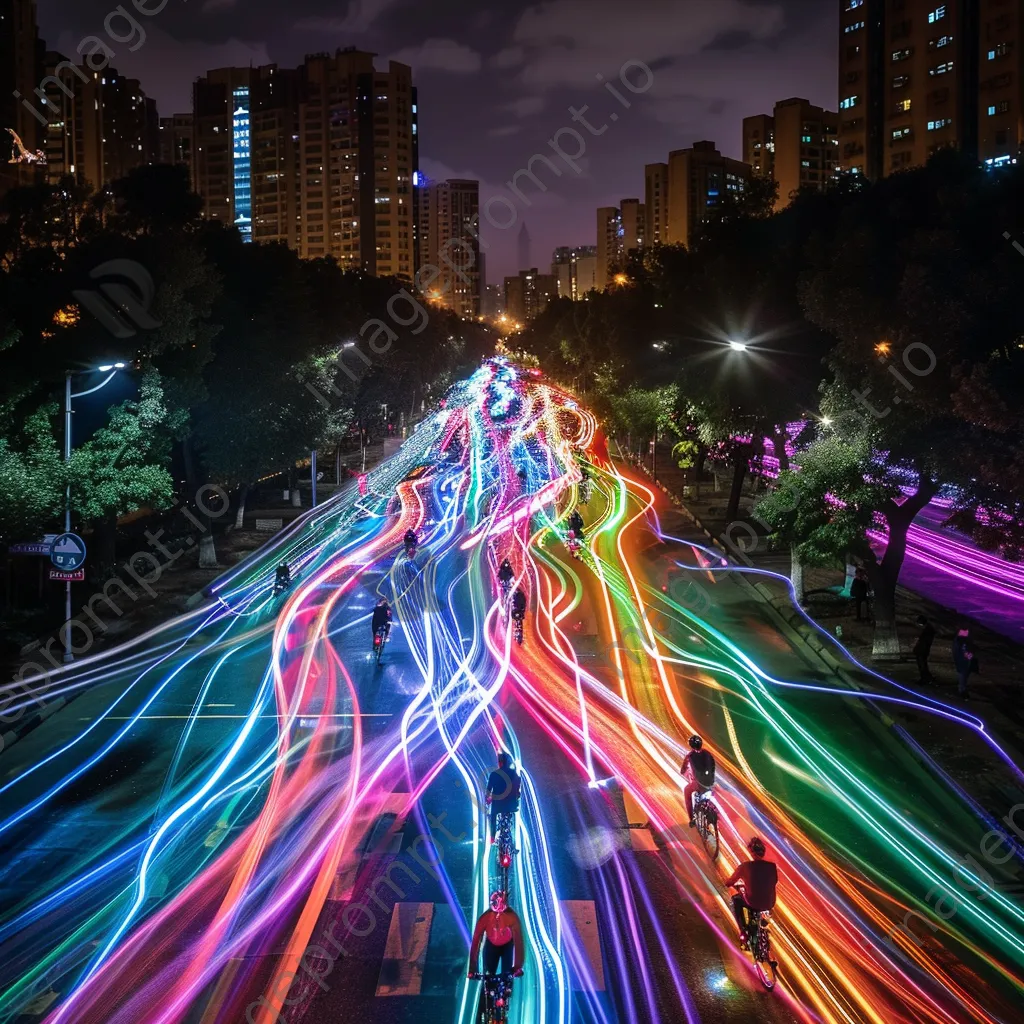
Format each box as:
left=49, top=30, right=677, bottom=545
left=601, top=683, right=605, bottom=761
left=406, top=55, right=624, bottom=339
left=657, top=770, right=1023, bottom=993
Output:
left=0, top=693, right=71, bottom=755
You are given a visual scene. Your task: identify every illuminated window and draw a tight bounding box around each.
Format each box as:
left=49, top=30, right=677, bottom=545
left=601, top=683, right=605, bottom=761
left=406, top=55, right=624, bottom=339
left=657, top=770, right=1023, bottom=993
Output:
left=927, top=118, right=952, bottom=130
left=840, top=95, right=860, bottom=109
left=844, top=20, right=865, bottom=33
left=896, top=98, right=912, bottom=112
left=892, top=48, right=912, bottom=61
left=927, top=6, right=946, bottom=23
left=929, top=62, right=953, bottom=76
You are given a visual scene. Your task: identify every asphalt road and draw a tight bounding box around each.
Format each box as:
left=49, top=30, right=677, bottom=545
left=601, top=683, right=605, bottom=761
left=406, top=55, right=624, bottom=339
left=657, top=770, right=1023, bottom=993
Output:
left=1, top=360, right=1022, bottom=1024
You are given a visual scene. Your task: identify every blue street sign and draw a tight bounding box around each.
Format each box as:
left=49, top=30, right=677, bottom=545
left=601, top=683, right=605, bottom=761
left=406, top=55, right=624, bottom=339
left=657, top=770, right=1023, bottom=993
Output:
left=50, top=532, right=87, bottom=571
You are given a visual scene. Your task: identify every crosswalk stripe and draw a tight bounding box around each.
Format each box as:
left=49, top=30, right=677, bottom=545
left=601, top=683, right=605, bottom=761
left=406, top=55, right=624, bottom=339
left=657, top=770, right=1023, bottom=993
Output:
left=560, top=900, right=605, bottom=992
left=376, top=902, right=434, bottom=996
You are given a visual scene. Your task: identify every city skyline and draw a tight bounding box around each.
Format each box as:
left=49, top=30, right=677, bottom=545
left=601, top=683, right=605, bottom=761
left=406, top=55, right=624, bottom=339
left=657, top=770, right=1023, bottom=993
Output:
left=33, top=0, right=839, bottom=278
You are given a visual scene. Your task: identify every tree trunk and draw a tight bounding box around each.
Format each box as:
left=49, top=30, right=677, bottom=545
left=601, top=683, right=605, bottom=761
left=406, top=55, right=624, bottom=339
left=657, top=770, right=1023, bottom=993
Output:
left=725, top=449, right=749, bottom=523
left=198, top=532, right=219, bottom=569
left=868, top=476, right=939, bottom=659
left=791, top=546, right=805, bottom=604
left=233, top=483, right=249, bottom=531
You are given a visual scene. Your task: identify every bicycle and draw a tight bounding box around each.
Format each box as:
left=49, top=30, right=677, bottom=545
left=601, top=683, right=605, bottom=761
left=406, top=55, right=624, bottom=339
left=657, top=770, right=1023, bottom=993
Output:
left=494, top=811, right=516, bottom=894
left=511, top=612, right=524, bottom=646
left=468, top=971, right=517, bottom=1023
left=373, top=625, right=389, bottom=665
left=730, top=884, right=778, bottom=990
left=692, top=790, right=720, bottom=860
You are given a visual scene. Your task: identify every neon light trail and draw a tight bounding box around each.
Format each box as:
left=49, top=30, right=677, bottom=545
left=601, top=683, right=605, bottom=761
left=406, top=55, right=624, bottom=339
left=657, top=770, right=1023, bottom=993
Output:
left=0, top=359, right=1021, bottom=1024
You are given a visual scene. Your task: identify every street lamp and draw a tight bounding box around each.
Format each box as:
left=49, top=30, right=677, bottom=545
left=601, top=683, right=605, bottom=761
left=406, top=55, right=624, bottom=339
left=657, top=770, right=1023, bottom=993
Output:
left=728, top=340, right=748, bottom=352
left=62, top=363, right=128, bottom=662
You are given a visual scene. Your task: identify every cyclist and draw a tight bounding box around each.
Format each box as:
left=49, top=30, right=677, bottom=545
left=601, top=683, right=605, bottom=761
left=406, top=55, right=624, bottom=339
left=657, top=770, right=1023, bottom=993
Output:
left=404, top=528, right=418, bottom=551
left=510, top=586, right=527, bottom=621
left=486, top=751, right=522, bottom=842
left=567, top=508, right=585, bottom=540
left=680, top=734, right=716, bottom=828
left=468, top=890, right=526, bottom=979
left=725, top=837, right=779, bottom=949
left=498, top=558, right=515, bottom=594
left=274, top=562, right=292, bottom=594
left=371, top=598, right=392, bottom=642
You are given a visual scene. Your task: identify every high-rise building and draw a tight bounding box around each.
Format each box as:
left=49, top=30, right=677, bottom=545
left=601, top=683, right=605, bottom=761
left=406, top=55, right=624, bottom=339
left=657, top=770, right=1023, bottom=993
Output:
left=482, top=283, right=503, bottom=317
left=418, top=178, right=481, bottom=316
left=0, top=0, right=45, bottom=195
left=743, top=99, right=838, bottom=209
left=193, top=66, right=257, bottom=239
left=742, top=114, right=776, bottom=178
left=596, top=198, right=645, bottom=289
left=159, top=113, right=193, bottom=166
left=41, top=57, right=158, bottom=188
left=644, top=162, right=669, bottom=245
left=665, top=142, right=751, bottom=247
left=504, top=267, right=558, bottom=323
left=838, top=0, right=1024, bottom=178
left=193, top=51, right=418, bottom=269
left=299, top=50, right=417, bottom=276
left=552, top=245, right=598, bottom=300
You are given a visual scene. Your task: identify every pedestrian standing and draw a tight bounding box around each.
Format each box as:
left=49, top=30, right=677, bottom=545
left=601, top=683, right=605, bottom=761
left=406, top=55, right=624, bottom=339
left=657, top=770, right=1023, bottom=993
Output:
left=850, top=568, right=871, bottom=621
left=913, top=614, right=935, bottom=685
left=952, top=627, right=979, bottom=699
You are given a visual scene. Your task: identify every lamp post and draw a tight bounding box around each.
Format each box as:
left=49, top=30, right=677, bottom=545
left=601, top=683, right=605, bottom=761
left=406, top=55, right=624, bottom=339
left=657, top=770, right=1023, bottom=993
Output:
left=62, top=363, right=126, bottom=663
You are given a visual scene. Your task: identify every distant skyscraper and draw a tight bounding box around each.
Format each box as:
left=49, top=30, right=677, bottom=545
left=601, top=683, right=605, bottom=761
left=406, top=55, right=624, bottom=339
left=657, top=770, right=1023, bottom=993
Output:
left=418, top=178, right=481, bottom=316
left=552, top=245, right=598, bottom=300
left=482, top=283, right=503, bottom=317
left=837, top=0, right=1024, bottom=179
left=517, top=221, right=531, bottom=273
left=743, top=98, right=838, bottom=210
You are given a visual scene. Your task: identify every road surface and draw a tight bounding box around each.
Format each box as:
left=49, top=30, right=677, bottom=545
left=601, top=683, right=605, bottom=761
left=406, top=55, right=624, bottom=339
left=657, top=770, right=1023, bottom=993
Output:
left=1, top=359, right=1022, bottom=1024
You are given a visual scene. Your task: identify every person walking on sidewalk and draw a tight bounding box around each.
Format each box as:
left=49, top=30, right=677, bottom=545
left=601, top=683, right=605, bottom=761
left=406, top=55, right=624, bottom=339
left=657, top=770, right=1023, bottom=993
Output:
left=913, top=614, right=935, bottom=685
left=850, top=568, right=872, bottom=622
left=952, top=627, right=979, bottom=699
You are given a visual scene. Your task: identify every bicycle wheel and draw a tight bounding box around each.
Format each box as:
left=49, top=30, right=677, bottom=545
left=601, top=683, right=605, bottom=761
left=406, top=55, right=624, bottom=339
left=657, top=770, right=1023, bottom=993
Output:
left=700, top=812, right=719, bottom=861
left=754, top=927, right=778, bottom=990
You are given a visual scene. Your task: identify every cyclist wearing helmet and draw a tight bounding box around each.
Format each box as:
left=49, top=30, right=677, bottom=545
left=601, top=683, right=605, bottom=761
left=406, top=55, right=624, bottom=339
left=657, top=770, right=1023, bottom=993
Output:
left=469, top=891, right=526, bottom=978
left=486, top=752, right=522, bottom=841
left=725, top=837, right=779, bottom=949
left=680, top=735, right=716, bottom=827
left=510, top=587, right=527, bottom=621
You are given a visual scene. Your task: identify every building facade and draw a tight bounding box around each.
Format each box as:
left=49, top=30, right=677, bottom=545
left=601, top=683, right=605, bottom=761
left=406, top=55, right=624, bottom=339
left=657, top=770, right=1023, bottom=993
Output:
left=192, top=51, right=419, bottom=275
left=417, top=178, right=481, bottom=316
left=41, top=56, right=158, bottom=188
left=1, top=0, right=45, bottom=195
left=665, top=142, right=751, bottom=247
left=644, top=163, right=669, bottom=246
left=743, top=98, right=839, bottom=209
left=596, top=198, right=645, bottom=289
left=159, top=113, right=193, bottom=166
left=838, top=0, right=1024, bottom=178
left=504, top=267, right=558, bottom=323
left=552, top=245, right=598, bottom=300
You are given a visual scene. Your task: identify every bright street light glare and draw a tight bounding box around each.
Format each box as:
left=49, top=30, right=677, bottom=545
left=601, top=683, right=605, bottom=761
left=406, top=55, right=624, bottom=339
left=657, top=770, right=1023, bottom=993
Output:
left=114, top=361, right=127, bottom=368
left=97, top=364, right=113, bottom=371
left=728, top=340, right=748, bottom=352
left=821, top=416, right=833, bottom=427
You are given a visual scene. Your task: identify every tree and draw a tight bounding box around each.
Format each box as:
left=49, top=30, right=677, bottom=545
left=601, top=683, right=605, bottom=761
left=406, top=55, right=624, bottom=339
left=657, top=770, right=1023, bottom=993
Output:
left=0, top=406, right=64, bottom=547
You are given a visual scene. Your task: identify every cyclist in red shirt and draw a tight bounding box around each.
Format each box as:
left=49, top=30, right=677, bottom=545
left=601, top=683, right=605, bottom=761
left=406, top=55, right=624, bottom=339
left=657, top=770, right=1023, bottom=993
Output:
left=724, top=837, right=779, bottom=948
left=468, top=891, right=526, bottom=978
left=680, top=734, right=716, bottom=827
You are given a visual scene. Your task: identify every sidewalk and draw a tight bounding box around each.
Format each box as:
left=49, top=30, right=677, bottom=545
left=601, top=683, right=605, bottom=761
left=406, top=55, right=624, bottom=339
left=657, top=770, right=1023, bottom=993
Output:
left=626, top=445, right=1024, bottom=806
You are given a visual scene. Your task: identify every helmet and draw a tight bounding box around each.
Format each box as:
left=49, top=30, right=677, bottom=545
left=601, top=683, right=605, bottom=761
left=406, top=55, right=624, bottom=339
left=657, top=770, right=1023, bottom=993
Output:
left=497, top=751, right=512, bottom=769
left=748, top=837, right=766, bottom=857
left=688, top=735, right=703, bottom=751
left=489, top=890, right=508, bottom=913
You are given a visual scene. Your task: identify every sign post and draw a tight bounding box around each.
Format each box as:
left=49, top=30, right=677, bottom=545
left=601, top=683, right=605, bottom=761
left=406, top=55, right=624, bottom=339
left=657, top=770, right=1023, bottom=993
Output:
left=50, top=533, right=87, bottom=664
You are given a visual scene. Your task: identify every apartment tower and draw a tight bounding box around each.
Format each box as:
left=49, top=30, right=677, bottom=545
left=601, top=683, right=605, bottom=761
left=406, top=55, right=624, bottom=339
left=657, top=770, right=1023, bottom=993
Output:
left=417, top=178, right=481, bottom=316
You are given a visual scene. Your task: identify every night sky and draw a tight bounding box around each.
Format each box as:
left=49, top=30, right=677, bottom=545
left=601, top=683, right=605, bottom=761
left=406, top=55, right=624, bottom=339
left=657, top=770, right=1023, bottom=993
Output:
left=37, top=0, right=838, bottom=279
